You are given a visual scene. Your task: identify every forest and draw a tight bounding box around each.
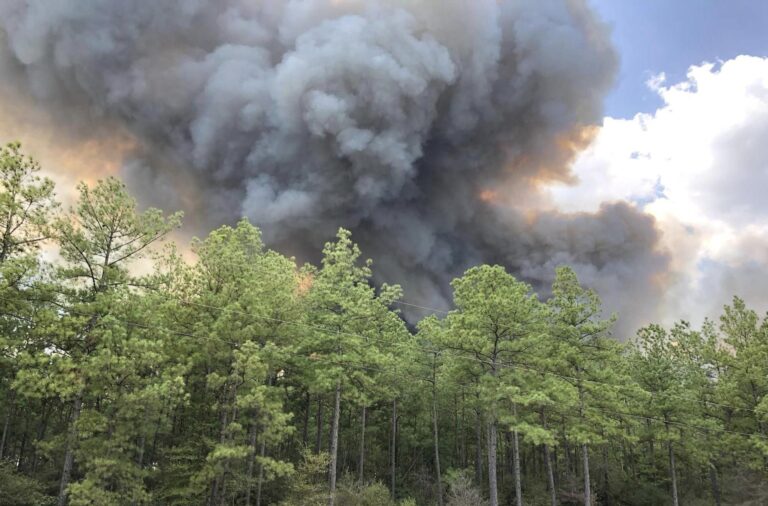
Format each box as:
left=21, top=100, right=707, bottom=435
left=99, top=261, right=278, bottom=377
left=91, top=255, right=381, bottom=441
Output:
left=0, top=141, right=767, bottom=506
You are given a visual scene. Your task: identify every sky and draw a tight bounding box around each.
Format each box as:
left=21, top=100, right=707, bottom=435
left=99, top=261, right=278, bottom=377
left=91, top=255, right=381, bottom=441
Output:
left=591, top=0, right=768, bottom=118
left=549, top=1, right=768, bottom=326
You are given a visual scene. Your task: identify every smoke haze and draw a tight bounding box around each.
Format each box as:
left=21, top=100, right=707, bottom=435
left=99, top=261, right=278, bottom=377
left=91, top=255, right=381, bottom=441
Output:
left=0, top=0, right=669, bottom=335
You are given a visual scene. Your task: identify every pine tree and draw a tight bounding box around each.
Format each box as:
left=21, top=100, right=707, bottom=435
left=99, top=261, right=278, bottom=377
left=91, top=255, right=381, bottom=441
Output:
left=161, top=219, right=298, bottom=505
left=300, top=229, right=407, bottom=505
left=0, top=142, right=58, bottom=464
left=17, top=177, right=181, bottom=505
left=547, top=266, right=626, bottom=506
left=445, top=265, right=545, bottom=506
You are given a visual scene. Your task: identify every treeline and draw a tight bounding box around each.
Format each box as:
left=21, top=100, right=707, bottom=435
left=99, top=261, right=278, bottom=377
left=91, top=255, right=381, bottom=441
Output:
left=0, top=141, right=767, bottom=506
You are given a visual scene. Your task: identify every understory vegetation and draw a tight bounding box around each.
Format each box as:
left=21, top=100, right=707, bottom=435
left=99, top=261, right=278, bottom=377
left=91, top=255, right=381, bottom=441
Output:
left=1, top=142, right=767, bottom=505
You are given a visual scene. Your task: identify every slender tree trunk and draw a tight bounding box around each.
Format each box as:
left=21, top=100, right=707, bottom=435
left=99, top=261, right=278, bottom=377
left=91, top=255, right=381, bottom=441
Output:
left=598, top=441, right=610, bottom=505
left=16, top=419, right=28, bottom=471
left=358, top=405, right=366, bottom=484
left=328, top=402, right=335, bottom=454
left=315, top=397, right=323, bottom=454
left=219, top=383, right=240, bottom=506
left=245, top=423, right=258, bottom=506
left=344, top=406, right=352, bottom=471
left=582, top=444, right=591, bottom=506
left=646, top=419, right=654, bottom=462
left=31, top=401, right=51, bottom=473
left=708, top=461, right=721, bottom=506
left=210, top=393, right=230, bottom=506
left=475, top=409, right=483, bottom=485
left=328, top=382, right=341, bottom=506
left=540, top=411, right=556, bottom=506
left=544, top=443, right=557, bottom=506
left=256, top=437, right=267, bottom=506
left=58, top=392, right=83, bottom=506
left=563, top=433, right=572, bottom=490
left=130, top=436, right=146, bottom=506
left=461, top=391, right=467, bottom=468
left=147, top=412, right=163, bottom=469
left=302, top=392, right=310, bottom=447
left=0, top=414, right=9, bottom=461
left=433, top=391, right=444, bottom=506
left=454, top=395, right=460, bottom=468
left=391, top=398, right=398, bottom=500
left=487, top=418, right=499, bottom=506
left=0, top=390, right=14, bottom=460
left=136, top=435, right=146, bottom=468
left=578, top=383, right=591, bottom=506
left=512, top=427, right=522, bottom=506
left=668, top=437, right=679, bottom=506
left=622, top=422, right=636, bottom=479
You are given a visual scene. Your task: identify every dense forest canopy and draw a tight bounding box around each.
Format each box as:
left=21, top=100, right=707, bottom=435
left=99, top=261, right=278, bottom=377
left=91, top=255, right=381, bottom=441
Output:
left=1, top=143, right=768, bottom=506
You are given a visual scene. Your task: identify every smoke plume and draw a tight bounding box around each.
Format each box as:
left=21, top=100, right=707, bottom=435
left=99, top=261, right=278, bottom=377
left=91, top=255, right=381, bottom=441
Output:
left=0, top=0, right=669, bottom=335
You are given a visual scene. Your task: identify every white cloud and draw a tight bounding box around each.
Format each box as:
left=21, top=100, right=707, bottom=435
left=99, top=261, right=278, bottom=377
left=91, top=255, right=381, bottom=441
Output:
left=548, top=55, right=768, bottom=327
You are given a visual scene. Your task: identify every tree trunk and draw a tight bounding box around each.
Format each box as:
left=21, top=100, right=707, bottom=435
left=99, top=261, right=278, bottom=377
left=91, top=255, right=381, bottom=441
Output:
left=391, top=398, right=398, bottom=500
left=668, top=439, right=679, bottom=506
left=328, top=382, right=341, bottom=506
left=563, top=433, right=572, bottom=490
left=578, top=382, right=591, bottom=506
left=0, top=391, right=14, bottom=460
left=358, top=405, right=366, bottom=484
left=130, top=436, right=146, bottom=506
left=646, top=419, right=654, bottom=462
left=256, top=437, right=267, bottom=506
left=544, top=443, right=557, bottom=506
left=136, top=435, right=145, bottom=468
left=601, top=444, right=610, bottom=505
left=210, top=394, right=230, bottom=506
left=58, top=392, right=83, bottom=506
left=512, top=427, right=522, bottom=506
left=540, top=411, right=556, bottom=506
left=460, top=391, right=467, bottom=468
left=454, top=395, right=460, bottom=468
left=30, top=401, right=51, bottom=473
left=328, top=402, right=335, bottom=454
left=315, top=397, right=323, bottom=454
left=582, top=444, right=591, bottom=506
left=487, top=419, right=499, bottom=506
left=245, top=424, right=258, bottom=506
left=302, top=392, right=310, bottom=447
left=709, top=461, right=721, bottom=506
left=147, top=412, right=163, bottom=470
left=475, top=409, right=483, bottom=485
left=433, top=391, right=444, bottom=506
left=223, top=383, right=240, bottom=506
left=16, top=419, right=28, bottom=471
left=0, top=413, right=9, bottom=461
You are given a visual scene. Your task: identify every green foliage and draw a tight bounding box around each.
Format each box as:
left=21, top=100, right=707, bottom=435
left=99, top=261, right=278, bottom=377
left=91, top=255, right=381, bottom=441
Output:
left=0, top=462, right=54, bottom=505
left=280, top=450, right=332, bottom=506
left=444, top=469, right=487, bottom=506
left=0, top=143, right=767, bottom=506
left=0, top=141, right=58, bottom=262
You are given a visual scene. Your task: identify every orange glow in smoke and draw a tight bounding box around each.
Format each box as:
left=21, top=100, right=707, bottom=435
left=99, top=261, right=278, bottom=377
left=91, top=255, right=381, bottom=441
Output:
left=537, top=124, right=600, bottom=184
left=56, top=134, right=139, bottom=185
left=479, top=189, right=500, bottom=204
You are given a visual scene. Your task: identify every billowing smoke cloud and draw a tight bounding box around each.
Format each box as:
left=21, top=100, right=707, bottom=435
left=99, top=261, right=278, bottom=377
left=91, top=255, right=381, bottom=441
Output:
left=555, top=56, right=768, bottom=330
left=0, top=0, right=669, bottom=335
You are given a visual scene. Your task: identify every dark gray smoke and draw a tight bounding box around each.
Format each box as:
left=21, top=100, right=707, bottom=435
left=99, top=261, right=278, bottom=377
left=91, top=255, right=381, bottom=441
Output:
left=0, top=0, right=669, bottom=335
